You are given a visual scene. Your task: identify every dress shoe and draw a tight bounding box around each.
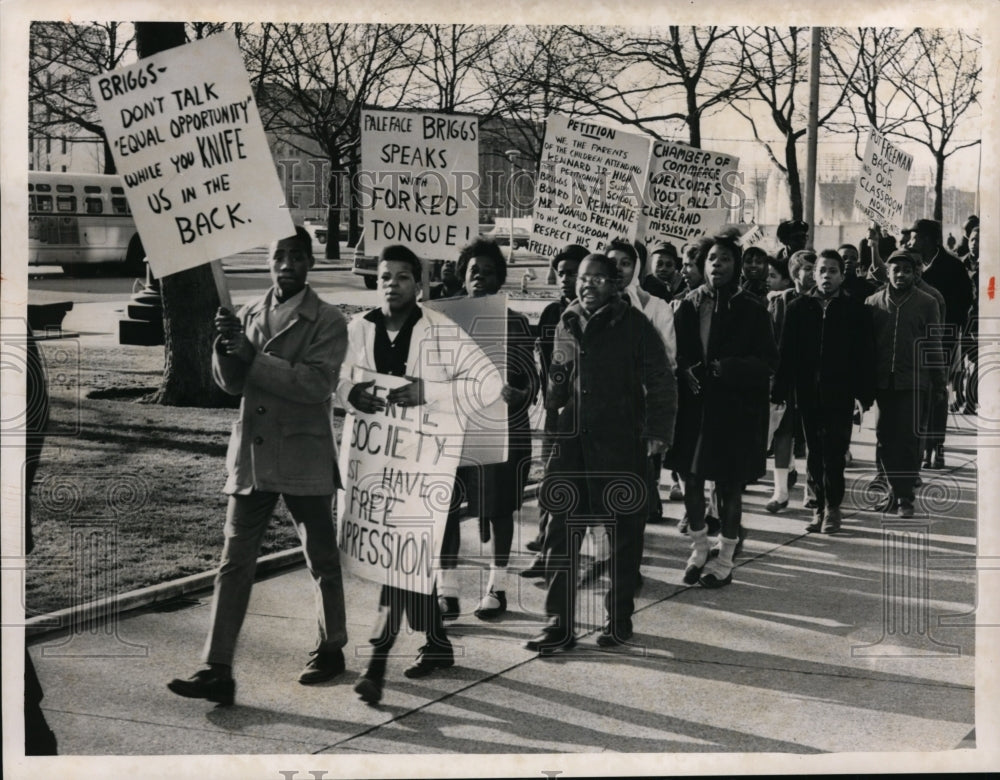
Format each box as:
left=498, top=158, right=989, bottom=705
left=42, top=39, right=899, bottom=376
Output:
left=299, top=648, right=346, bottom=684
left=524, top=631, right=577, bottom=655
left=802, top=497, right=819, bottom=510
left=699, top=563, right=733, bottom=589
left=403, top=643, right=454, bottom=678
left=525, top=536, right=543, bottom=553
left=897, top=500, right=915, bottom=519
left=168, top=668, right=235, bottom=706
left=438, top=595, right=460, bottom=621
left=669, top=484, right=684, bottom=501
left=474, top=589, right=507, bottom=620
left=805, top=510, right=824, bottom=533
left=765, top=497, right=789, bottom=513
left=596, top=622, right=634, bottom=647
left=821, top=507, right=842, bottom=534
left=519, top=555, right=547, bottom=579
left=354, top=675, right=383, bottom=704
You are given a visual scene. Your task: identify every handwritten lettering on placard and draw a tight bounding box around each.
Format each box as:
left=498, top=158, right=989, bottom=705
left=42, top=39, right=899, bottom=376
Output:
left=529, top=113, right=651, bottom=259
left=854, top=128, right=914, bottom=234
left=90, top=32, right=292, bottom=277
left=337, top=371, right=464, bottom=594
left=360, top=110, right=479, bottom=259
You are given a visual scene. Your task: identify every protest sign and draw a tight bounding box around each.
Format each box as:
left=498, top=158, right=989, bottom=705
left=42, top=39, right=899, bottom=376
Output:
left=360, top=109, right=479, bottom=260
left=337, top=370, right=465, bottom=594
left=854, top=127, right=913, bottom=234
left=424, top=293, right=508, bottom=466
left=89, top=32, right=293, bottom=278
left=638, top=140, right=738, bottom=245
left=529, top=113, right=650, bottom=259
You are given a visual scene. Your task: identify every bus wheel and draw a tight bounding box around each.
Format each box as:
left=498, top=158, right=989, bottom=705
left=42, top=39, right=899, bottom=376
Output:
left=121, top=235, right=147, bottom=277
left=364, top=275, right=378, bottom=289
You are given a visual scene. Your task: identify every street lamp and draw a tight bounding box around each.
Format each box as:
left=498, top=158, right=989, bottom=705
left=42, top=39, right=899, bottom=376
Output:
left=504, top=149, right=520, bottom=264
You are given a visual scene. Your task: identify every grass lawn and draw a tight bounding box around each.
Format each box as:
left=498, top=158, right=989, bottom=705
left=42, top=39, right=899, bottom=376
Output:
left=24, top=301, right=547, bottom=617
left=25, top=321, right=348, bottom=616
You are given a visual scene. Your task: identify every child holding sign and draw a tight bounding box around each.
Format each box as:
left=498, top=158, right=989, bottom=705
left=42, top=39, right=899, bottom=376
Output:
left=338, top=244, right=503, bottom=704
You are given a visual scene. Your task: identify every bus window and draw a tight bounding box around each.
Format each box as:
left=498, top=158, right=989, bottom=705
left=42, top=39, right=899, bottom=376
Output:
left=56, top=184, right=74, bottom=193
left=111, top=197, right=130, bottom=215
left=56, top=196, right=76, bottom=212
left=110, top=186, right=125, bottom=195
left=36, top=195, right=53, bottom=212
left=85, top=197, right=103, bottom=214
left=36, top=183, right=51, bottom=193
left=84, top=185, right=102, bottom=194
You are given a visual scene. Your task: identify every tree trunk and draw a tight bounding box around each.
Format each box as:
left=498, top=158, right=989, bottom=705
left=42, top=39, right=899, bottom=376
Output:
left=933, top=153, right=945, bottom=223
left=784, top=136, right=804, bottom=222
left=687, top=91, right=701, bottom=148
left=325, top=167, right=341, bottom=261
left=135, top=22, right=233, bottom=408
left=347, top=161, right=362, bottom=248
left=102, top=136, right=116, bottom=175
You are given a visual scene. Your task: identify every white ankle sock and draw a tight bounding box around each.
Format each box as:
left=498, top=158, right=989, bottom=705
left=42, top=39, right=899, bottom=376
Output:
left=687, top=526, right=709, bottom=568
left=491, top=565, right=507, bottom=594
left=772, top=468, right=789, bottom=501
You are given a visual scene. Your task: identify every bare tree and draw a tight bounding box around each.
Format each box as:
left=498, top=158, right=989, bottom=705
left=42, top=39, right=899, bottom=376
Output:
left=885, top=28, right=980, bottom=222
left=246, top=23, right=421, bottom=257
left=731, top=26, right=856, bottom=221
left=132, top=22, right=234, bottom=408
left=822, top=26, right=917, bottom=157
left=29, top=21, right=136, bottom=173
left=557, top=25, right=750, bottom=148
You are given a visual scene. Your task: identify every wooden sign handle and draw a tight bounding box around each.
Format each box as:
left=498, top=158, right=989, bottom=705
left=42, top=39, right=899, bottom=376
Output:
left=210, top=259, right=233, bottom=311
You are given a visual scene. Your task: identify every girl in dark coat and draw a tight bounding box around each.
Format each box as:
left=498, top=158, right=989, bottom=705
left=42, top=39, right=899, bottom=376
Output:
left=665, top=232, right=778, bottom=588
left=438, top=239, right=539, bottom=621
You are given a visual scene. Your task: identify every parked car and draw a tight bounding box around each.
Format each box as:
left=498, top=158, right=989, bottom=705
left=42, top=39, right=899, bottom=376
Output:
left=303, top=218, right=328, bottom=247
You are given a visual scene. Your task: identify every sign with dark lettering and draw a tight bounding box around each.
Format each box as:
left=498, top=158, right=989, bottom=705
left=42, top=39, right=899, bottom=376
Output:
left=360, top=109, right=479, bottom=259
left=638, top=140, right=739, bottom=244
left=337, top=370, right=465, bottom=594
left=529, top=113, right=650, bottom=259
left=89, top=32, right=292, bottom=277
left=854, top=127, right=913, bottom=234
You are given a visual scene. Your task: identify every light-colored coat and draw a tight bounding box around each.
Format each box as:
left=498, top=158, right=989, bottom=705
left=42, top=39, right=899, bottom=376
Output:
left=336, top=304, right=504, bottom=418
left=214, top=286, right=347, bottom=495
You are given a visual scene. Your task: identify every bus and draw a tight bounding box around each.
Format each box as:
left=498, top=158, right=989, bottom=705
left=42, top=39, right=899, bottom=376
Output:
left=28, top=171, right=146, bottom=276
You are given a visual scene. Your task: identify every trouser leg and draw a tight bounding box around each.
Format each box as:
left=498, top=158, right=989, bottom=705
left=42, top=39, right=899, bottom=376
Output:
left=605, top=512, right=642, bottom=632
left=542, top=510, right=584, bottom=639
left=203, top=491, right=278, bottom=666
left=284, top=493, right=347, bottom=652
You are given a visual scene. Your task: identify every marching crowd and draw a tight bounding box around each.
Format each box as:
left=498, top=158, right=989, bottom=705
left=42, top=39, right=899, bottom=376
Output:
left=165, top=213, right=979, bottom=707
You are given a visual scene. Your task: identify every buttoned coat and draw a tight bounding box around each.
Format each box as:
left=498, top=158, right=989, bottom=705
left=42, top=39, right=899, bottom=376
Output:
left=664, top=285, right=778, bottom=484
left=214, top=286, right=347, bottom=495
left=544, top=298, right=676, bottom=517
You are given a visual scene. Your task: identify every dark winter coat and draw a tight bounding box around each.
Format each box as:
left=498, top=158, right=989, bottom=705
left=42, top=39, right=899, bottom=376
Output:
left=664, top=284, right=778, bottom=484
left=467, top=309, right=539, bottom=517
left=543, top=298, right=676, bottom=517
left=772, top=289, right=877, bottom=413
left=922, top=248, right=973, bottom=330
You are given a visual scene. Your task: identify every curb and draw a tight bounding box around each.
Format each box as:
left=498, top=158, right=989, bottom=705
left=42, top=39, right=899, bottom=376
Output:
left=25, top=481, right=545, bottom=641
left=25, top=547, right=305, bottom=641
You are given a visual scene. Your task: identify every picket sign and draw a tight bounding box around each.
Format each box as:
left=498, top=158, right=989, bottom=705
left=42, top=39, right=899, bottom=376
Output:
left=90, top=31, right=293, bottom=285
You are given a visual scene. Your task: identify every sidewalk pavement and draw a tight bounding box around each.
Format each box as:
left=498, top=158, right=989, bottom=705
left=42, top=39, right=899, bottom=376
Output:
left=25, top=421, right=979, bottom=769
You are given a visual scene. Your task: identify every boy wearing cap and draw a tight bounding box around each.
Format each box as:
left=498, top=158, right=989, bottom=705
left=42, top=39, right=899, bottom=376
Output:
left=520, top=245, right=589, bottom=575
left=865, top=250, right=946, bottom=518
left=650, top=242, right=687, bottom=301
